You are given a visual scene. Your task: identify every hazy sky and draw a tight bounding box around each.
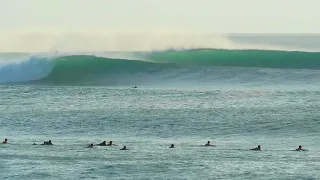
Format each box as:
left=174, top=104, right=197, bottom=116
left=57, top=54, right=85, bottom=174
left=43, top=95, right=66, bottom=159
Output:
left=0, top=0, right=319, bottom=52
left=1, top=0, right=319, bottom=33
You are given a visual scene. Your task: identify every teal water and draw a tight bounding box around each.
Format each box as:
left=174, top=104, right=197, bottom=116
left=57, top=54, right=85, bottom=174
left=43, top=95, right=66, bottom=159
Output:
left=1, top=82, right=320, bottom=179
left=1, top=42, right=320, bottom=179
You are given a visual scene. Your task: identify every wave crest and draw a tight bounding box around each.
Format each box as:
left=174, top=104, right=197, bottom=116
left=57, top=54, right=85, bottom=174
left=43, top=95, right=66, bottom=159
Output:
left=1, top=49, right=320, bottom=85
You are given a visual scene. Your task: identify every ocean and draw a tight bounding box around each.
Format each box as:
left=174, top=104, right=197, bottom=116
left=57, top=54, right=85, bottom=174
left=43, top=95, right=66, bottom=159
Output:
left=1, top=35, right=320, bottom=179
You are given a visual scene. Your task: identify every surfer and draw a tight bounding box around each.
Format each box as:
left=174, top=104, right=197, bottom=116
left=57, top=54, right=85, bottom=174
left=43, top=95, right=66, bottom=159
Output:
left=169, top=144, right=175, bottom=148
left=132, top=86, right=137, bottom=88
left=250, top=145, right=261, bottom=151
left=86, top=143, right=94, bottom=148
left=2, top=138, right=8, bottom=144
left=294, top=145, right=308, bottom=151
left=42, top=140, right=53, bottom=145
left=106, top=141, right=115, bottom=146
left=204, top=141, right=214, bottom=147
left=97, top=141, right=107, bottom=146
left=120, top=146, right=128, bottom=150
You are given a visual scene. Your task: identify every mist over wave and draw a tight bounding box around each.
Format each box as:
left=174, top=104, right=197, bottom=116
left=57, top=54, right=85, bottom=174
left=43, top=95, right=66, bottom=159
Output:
left=2, top=31, right=318, bottom=53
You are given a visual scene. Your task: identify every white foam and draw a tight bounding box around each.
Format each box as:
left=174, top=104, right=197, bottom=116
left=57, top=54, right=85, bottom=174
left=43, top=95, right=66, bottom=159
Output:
left=0, top=56, right=55, bottom=83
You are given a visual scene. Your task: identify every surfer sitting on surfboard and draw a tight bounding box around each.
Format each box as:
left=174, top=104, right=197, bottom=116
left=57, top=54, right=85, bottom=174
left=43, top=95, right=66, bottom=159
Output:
left=86, top=144, right=94, bottom=148
left=2, top=138, right=8, bottom=144
left=294, top=145, right=308, bottom=151
left=106, top=141, right=116, bottom=146
left=120, top=146, right=128, bottom=150
left=97, top=141, right=107, bottom=146
left=250, top=145, right=261, bottom=151
left=204, top=141, right=214, bottom=146
left=42, top=140, right=53, bottom=145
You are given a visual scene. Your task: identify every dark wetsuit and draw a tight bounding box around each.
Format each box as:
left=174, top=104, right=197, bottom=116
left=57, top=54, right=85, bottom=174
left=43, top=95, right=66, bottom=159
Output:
left=97, top=141, right=107, bottom=146
left=250, top=146, right=261, bottom=151
left=120, top=146, right=128, bottom=150
left=87, top=144, right=94, bottom=148
left=42, top=141, right=53, bottom=145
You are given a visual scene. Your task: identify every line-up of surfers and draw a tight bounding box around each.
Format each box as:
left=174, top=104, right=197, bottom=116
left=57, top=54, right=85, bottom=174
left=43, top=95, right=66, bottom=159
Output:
left=1, top=139, right=308, bottom=151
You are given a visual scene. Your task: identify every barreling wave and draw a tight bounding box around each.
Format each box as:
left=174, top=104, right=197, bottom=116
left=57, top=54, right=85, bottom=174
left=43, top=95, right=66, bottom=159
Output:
left=1, top=49, right=320, bottom=85
left=37, top=55, right=175, bottom=85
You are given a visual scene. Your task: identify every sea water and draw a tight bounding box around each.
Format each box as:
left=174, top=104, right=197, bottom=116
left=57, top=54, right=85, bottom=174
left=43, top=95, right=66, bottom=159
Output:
left=1, top=84, right=320, bottom=179
left=1, top=35, right=320, bottom=180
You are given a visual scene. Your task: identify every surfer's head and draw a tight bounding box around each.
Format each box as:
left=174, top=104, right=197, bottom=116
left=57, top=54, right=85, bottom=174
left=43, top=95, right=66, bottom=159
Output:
left=207, top=141, right=210, bottom=144
left=299, top=145, right=302, bottom=149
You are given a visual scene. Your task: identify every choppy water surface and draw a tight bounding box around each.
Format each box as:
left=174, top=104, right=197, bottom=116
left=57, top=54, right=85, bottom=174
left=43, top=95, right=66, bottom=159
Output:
left=1, top=84, right=319, bottom=179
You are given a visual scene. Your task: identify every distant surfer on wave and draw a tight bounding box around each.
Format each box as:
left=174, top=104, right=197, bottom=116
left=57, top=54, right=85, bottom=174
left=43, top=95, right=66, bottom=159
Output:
left=169, top=144, right=175, bottom=148
left=294, top=145, right=308, bottom=151
left=250, top=145, right=261, bottom=151
left=2, top=138, right=8, bottom=144
left=132, top=86, right=137, bottom=88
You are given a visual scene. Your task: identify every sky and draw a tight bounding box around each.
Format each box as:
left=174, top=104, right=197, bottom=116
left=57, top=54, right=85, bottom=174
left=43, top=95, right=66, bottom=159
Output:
left=0, top=0, right=319, bottom=52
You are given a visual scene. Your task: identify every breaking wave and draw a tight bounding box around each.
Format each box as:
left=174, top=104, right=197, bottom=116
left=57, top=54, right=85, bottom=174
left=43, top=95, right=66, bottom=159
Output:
left=1, top=49, right=320, bottom=85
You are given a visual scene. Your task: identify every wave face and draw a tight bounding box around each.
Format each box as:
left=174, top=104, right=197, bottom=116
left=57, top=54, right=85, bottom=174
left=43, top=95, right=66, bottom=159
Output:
left=146, top=49, right=320, bottom=69
left=1, top=49, right=320, bottom=86
left=38, top=55, right=174, bottom=85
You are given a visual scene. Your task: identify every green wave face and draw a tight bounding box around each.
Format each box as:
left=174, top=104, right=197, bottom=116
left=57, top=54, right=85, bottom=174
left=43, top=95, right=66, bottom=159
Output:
left=39, top=55, right=174, bottom=84
left=146, top=49, right=320, bottom=69
left=14, top=49, right=320, bottom=85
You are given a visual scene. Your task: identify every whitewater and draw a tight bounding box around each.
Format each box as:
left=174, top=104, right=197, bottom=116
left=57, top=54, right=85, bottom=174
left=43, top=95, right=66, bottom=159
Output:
left=1, top=35, right=320, bottom=180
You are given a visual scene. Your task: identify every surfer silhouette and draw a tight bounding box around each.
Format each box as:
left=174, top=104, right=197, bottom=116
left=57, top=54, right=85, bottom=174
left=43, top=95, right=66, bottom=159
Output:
left=120, top=146, right=128, bottom=150
left=86, top=143, right=94, bottom=148
left=250, top=145, right=261, bottom=151
left=42, top=140, right=53, bottom=145
left=97, top=141, right=107, bottom=146
left=204, top=141, right=214, bottom=146
left=2, top=138, right=8, bottom=144
left=294, top=145, right=308, bottom=151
